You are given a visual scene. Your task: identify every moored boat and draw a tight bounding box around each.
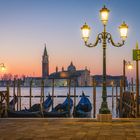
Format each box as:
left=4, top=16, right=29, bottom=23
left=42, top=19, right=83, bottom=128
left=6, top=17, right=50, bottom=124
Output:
left=8, top=110, right=41, bottom=118
left=43, top=96, right=73, bottom=117
left=8, top=95, right=52, bottom=118
left=73, top=92, right=92, bottom=118
left=26, top=94, right=53, bottom=112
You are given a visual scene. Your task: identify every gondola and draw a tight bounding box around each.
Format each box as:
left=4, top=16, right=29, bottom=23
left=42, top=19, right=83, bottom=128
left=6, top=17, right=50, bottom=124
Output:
left=26, top=94, right=53, bottom=112
left=73, top=92, right=92, bottom=118
left=8, top=95, right=52, bottom=118
left=8, top=110, right=41, bottom=118
left=43, top=96, right=73, bottom=118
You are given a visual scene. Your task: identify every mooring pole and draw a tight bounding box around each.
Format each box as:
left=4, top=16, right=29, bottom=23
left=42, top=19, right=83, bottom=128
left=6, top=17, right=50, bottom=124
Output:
left=6, top=81, right=10, bottom=113
left=112, top=81, right=114, bottom=109
left=116, top=85, right=118, bottom=117
left=13, top=78, right=16, bottom=111
left=40, top=80, right=44, bottom=117
left=52, top=79, right=54, bottom=110
left=29, top=80, right=32, bottom=109
left=19, top=79, right=21, bottom=111
left=93, top=78, right=96, bottom=118
left=42, top=80, right=45, bottom=103
left=120, top=80, right=123, bottom=117
left=17, top=79, right=19, bottom=111
left=74, top=79, right=76, bottom=110
left=68, top=79, right=71, bottom=117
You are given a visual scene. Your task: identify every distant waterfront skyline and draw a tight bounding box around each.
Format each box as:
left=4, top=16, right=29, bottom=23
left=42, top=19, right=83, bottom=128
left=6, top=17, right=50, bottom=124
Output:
left=0, top=0, right=139, bottom=79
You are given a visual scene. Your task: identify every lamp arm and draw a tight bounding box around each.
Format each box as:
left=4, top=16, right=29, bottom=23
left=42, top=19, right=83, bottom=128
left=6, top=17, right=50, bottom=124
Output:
left=85, top=33, right=102, bottom=48
left=107, top=33, right=125, bottom=47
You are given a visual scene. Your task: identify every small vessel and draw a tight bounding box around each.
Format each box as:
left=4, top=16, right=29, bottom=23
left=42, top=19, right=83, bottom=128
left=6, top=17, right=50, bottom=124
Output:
left=43, top=96, right=73, bottom=117
left=26, top=94, right=53, bottom=112
left=73, top=92, right=92, bottom=118
left=8, top=95, right=52, bottom=118
left=8, top=110, right=41, bottom=118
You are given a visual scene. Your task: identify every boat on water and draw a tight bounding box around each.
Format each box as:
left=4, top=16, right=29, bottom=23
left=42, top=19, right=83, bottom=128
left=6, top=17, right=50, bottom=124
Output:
left=8, top=95, right=53, bottom=118
left=8, top=110, right=41, bottom=118
left=73, top=92, right=92, bottom=118
left=43, top=96, right=73, bottom=117
left=26, top=94, right=53, bottom=112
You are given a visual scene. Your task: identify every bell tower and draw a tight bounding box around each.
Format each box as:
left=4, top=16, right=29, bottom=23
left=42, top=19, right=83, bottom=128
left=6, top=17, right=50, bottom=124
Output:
left=42, top=44, right=49, bottom=78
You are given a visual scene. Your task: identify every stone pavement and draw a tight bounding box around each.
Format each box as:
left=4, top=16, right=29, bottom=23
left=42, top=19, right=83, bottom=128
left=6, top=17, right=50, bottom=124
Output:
left=0, top=118, right=140, bottom=140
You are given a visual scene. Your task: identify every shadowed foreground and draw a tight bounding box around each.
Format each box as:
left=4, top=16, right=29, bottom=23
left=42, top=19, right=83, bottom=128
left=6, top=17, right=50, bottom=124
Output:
left=0, top=118, right=140, bottom=140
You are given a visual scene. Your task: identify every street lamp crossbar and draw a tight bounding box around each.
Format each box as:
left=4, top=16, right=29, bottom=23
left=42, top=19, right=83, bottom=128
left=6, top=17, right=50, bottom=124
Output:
left=84, top=31, right=125, bottom=48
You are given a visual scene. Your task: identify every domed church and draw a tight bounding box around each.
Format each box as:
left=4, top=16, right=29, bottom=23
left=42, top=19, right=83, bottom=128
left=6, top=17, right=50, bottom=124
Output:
left=49, top=61, right=92, bottom=86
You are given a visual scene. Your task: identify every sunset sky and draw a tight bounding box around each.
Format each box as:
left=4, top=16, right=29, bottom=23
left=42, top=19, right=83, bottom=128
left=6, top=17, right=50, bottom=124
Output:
left=0, top=0, right=139, bottom=79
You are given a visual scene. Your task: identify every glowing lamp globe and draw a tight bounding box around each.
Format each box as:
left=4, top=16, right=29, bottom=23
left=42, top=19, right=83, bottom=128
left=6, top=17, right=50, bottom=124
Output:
left=81, top=23, right=90, bottom=42
left=119, top=21, right=128, bottom=40
left=100, top=5, right=110, bottom=25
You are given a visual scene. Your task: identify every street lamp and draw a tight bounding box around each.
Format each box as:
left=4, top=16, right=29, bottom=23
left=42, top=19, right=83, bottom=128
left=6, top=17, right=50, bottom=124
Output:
left=0, top=63, right=6, bottom=72
left=81, top=5, right=128, bottom=114
left=123, top=60, right=133, bottom=91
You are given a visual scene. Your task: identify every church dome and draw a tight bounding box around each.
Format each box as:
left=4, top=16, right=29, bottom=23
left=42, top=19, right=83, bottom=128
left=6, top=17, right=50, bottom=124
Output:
left=67, top=61, right=76, bottom=71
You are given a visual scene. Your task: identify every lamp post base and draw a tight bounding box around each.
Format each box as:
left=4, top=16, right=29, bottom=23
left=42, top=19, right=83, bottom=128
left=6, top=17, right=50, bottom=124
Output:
left=99, top=101, right=110, bottom=114
left=97, top=114, right=112, bottom=122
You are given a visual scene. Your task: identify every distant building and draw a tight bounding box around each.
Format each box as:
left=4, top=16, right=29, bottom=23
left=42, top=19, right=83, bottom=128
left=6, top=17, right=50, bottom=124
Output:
left=49, top=62, right=92, bottom=86
left=42, top=44, right=49, bottom=78
left=92, top=75, right=127, bottom=86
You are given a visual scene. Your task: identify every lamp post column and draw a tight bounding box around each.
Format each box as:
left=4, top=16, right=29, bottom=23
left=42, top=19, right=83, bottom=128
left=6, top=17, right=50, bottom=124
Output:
left=99, top=25, right=110, bottom=114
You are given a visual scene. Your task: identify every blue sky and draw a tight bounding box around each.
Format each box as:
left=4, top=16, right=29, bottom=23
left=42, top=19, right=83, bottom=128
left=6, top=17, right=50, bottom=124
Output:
left=0, top=0, right=139, bottom=79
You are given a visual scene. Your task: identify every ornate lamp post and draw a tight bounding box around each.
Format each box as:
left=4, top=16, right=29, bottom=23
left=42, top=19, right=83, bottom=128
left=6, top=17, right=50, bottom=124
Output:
left=81, top=6, right=128, bottom=114
left=0, top=63, right=6, bottom=72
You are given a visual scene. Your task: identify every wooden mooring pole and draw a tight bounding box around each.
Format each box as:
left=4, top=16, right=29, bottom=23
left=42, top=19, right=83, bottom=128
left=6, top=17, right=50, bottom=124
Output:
left=13, top=78, right=16, bottom=111
left=42, top=80, right=45, bottom=103
left=6, top=81, right=10, bottom=112
left=29, top=80, right=33, bottom=109
left=120, top=80, right=123, bottom=118
left=17, top=80, right=19, bottom=111
left=93, top=78, right=96, bottom=118
left=52, top=79, right=54, bottom=110
left=40, top=80, right=44, bottom=117
left=112, top=81, right=114, bottom=109
left=74, top=79, right=76, bottom=110
left=68, top=79, right=71, bottom=117
left=116, top=85, right=118, bottom=117
left=19, top=80, right=21, bottom=111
